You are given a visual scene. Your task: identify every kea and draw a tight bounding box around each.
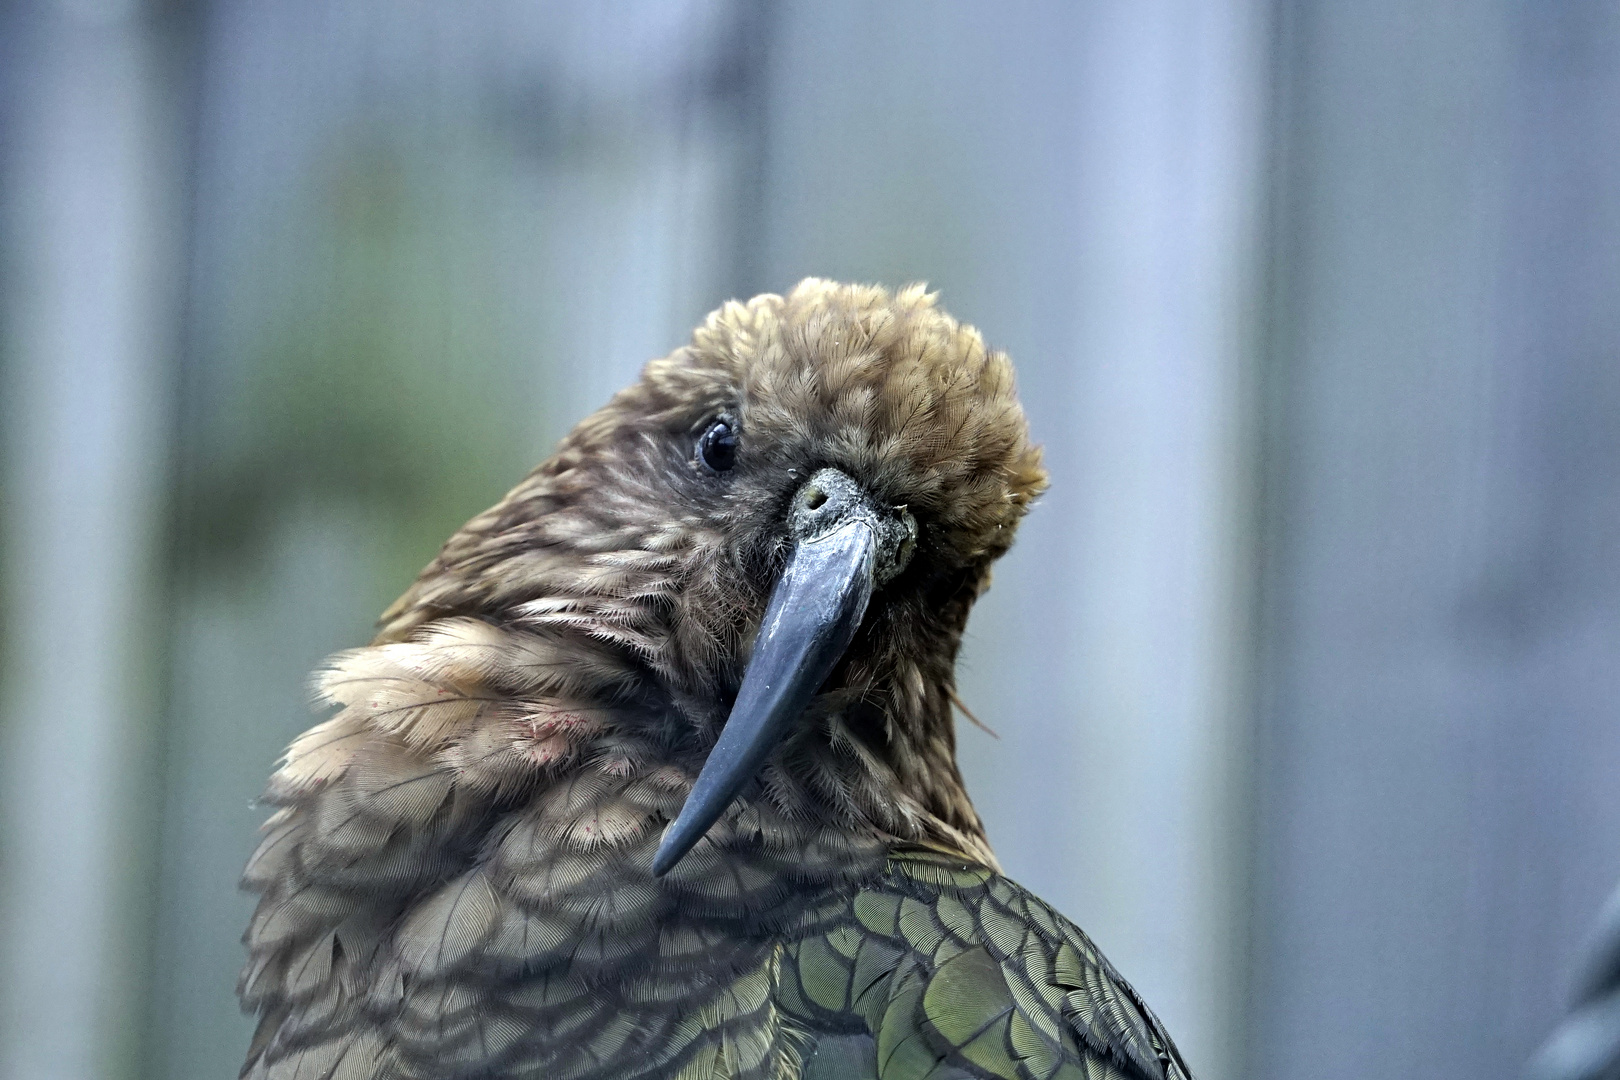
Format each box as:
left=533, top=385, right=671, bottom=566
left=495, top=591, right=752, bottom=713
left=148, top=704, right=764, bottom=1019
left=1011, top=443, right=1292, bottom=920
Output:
left=239, top=279, right=1193, bottom=1080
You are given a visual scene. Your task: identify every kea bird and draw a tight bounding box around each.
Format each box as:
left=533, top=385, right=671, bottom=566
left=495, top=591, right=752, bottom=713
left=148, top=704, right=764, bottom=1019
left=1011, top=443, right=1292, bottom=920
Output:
left=239, top=279, right=1193, bottom=1080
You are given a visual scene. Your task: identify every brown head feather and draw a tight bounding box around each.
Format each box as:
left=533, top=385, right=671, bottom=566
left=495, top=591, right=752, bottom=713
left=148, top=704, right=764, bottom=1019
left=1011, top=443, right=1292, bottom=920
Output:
left=295, top=278, right=1045, bottom=867
left=355, top=279, right=1045, bottom=864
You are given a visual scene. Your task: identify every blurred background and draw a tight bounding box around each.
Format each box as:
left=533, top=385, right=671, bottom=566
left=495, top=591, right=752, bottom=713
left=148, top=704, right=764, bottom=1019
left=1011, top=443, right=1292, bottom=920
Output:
left=2, top=1, right=1618, bottom=1078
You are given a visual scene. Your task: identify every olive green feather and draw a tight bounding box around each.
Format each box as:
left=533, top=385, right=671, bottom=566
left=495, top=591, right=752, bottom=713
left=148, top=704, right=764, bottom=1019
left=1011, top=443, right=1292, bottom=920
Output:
left=781, top=849, right=1190, bottom=1080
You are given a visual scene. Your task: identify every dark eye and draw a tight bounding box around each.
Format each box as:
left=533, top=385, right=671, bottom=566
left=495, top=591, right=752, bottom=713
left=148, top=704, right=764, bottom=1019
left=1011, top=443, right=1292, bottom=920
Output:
left=697, top=418, right=738, bottom=472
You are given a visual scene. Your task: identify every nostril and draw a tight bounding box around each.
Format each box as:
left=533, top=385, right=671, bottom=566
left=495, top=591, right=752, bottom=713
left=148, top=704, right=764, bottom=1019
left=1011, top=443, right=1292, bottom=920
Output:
left=803, top=487, right=828, bottom=511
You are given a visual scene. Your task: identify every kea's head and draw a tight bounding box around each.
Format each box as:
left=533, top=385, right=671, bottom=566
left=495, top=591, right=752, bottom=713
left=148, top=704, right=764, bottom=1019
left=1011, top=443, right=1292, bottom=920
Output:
left=376, top=279, right=1046, bottom=868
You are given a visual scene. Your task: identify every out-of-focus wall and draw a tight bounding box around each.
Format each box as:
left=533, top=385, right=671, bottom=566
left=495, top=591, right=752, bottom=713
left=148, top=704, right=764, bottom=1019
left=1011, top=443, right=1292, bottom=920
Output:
left=2, top=3, right=1618, bottom=1080
left=1251, top=2, right=1620, bottom=1077
left=0, top=5, right=187, bottom=1078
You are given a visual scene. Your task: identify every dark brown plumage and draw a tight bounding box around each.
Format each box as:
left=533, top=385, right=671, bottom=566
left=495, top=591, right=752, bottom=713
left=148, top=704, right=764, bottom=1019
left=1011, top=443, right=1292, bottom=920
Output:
left=239, top=280, right=1190, bottom=1080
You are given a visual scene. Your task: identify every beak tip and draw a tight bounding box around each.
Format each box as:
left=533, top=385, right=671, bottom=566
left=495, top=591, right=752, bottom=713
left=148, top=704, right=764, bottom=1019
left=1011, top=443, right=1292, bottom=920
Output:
left=649, top=831, right=683, bottom=877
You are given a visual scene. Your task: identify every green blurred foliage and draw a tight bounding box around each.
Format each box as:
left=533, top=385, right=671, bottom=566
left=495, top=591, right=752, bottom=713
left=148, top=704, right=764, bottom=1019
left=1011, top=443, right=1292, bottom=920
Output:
left=182, top=140, right=539, bottom=621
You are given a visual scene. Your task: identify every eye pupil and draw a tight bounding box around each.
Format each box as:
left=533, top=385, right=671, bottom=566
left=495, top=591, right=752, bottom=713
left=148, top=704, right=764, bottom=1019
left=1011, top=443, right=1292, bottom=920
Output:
left=699, top=419, right=738, bottom=472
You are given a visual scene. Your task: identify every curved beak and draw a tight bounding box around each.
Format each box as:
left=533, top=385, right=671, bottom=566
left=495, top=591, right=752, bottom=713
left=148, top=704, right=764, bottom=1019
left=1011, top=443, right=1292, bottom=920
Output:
left=651, top=469, right=915, bottom=876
